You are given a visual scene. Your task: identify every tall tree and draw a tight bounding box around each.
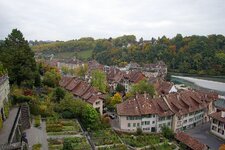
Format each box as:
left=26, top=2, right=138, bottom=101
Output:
left=0, top=29, right=38, bottom=86
left=91, top=69, right=107, bottom=93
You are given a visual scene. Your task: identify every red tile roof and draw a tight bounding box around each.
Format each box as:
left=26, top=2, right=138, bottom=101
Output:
left=117, top=94, right=173, bottom=117
left=59, top=76, right=104, bottom=104
left=165, top=90, right=216, bottom=116
left=209, top=111, right=225, bottom=123
left=175, top=131, right=208, bottom=150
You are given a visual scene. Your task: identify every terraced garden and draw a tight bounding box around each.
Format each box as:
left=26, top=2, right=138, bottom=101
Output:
left=90, top=129, right=121, bottom=146
left=46, top=119, right=82, bottom=136
left=45, top=118, right=91, bottom=150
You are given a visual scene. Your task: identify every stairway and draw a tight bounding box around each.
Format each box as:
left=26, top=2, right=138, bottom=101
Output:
left=20, top=104, right=31, bottom=130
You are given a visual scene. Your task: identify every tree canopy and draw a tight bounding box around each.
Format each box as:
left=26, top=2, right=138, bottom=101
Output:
left=0, top=29, right=39, bottom=86
left=91, top=69, right=107, bottom=93
left=130, top=80, right=155, bottom=97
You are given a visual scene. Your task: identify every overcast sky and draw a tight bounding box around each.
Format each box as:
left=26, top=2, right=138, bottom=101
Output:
left=0, top=0, right=225, bottom=41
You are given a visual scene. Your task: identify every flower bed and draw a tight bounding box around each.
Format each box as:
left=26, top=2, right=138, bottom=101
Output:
left=90, top=129, right=121, bottom=146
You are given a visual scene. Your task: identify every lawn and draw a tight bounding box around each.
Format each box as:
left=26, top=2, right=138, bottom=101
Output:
left=46, top=118, right=82, bottom=135
left=53, top=50, right=92, bottom=60
left=90, top=129, right=121, bottom=146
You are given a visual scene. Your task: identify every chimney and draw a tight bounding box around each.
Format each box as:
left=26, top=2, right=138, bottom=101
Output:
left=221, top=111, right=225, bottom=118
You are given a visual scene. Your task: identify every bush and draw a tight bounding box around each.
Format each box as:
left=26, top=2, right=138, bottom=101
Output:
left=136, top=127, right=142, bottom=135
left=34, top=115, right=41, bottom=127
left=161, top=126, right=174, bottom=140
left=32, top=143, right=41, bottom=150
left=62, top=110, right=73, bottom=119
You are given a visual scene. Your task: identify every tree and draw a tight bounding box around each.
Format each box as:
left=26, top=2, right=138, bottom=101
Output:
left=81, top=104, right=100, bottom=130
left=115, top=84, right=125, bottom=92
left=130, top=80, right=155, bottom=96
left=75, top=64, right=88, bottom=77
left=91, top=69, right=107, bottom=93
left=161, top=126, right=174, bottom=140
left=52, top=87, right=66, bottom=103
left=0, top=29, right=39, bottom=86
left=111, top=92, right=122, bottom=106
left=42, top=69, right=61, bottom=87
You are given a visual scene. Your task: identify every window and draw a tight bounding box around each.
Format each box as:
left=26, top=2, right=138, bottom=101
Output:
left=152, top=121, right=155, bottom=124
left=137, top=123, right=140, bottom=127
left=167, top=122, right=171, bottom=126
left=189, top=118, right=193, bottom=122
left=141, top=122, right=144, bottom=125
left=133, top=123, right=136, bottom=127
left=95, top=101, right=100, bottom=105
left=145, top=121, right=150, bottom=125
left=128, top=123, right=130, bottom=127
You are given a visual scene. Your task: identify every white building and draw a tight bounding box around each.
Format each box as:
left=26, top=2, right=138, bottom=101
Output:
left=209, top=111, right=225, bottom=140
left=117, top=94, right=174, bottom=132
left=116, top=90, right=218, bottom=133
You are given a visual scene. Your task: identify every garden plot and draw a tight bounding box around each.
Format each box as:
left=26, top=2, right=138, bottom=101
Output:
left=48, top=137, right=91, bottom=150
left=46, top=119, right=82, bottom=136
left=90, top=129, right=122, bottom=147
left=118, top=133, right=176, bottom=150
left=45, top=118, right=91, bottom=150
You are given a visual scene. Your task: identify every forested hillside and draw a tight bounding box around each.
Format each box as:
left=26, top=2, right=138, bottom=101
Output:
left=32, top=34, right=225, bottom=75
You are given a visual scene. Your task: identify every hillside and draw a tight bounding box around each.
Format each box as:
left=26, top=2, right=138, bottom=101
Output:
left=32, top=34, right=225, bottom=75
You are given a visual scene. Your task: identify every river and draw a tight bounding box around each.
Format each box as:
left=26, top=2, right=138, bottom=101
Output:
left=171, top=75, right=225, bottom=96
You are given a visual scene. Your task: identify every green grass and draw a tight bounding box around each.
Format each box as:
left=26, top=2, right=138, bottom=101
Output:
left=53, top=50, right=93, bottom=60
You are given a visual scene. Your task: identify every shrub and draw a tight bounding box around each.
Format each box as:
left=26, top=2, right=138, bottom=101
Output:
left=136, top=127, right=142, bottom=135
left=34, top=115, right=41, bottom=127
left=32, top=143, right=41, bottom=150
left=161, top=126, right=174, bottom=140
left=62, top=110, right=73, bottom=119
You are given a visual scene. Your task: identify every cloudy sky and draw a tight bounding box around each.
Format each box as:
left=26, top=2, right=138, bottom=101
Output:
left=0, top=0, right=225, bottom=41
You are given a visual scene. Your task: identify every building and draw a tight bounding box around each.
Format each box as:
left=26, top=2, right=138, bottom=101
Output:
left=175, top=131, right=208, bottom=150
left=165, top=90, right=217, bottom=132
left=59, top=76, right=104, bottom=115
left=209, top=111, right=225, bottom=140
left=116, top=90, right=217, bottom=133
left=0, top=75, right=10, bottom=121
left=117, top=94, right=174, bottom=132
left=57, top=58, right=83, bottom=71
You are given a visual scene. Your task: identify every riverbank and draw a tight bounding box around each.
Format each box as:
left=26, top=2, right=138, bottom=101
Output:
left=171, top=75, right=225, bottom=96
left=169, top=72, right=225, bottom=83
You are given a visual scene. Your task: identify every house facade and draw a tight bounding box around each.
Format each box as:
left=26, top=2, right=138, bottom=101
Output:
left=117, top=94, right=174, bottom=132
left=209, top=111, right=225, bottom=140
left=116, top=90, right=217, bottom=133
left=0, top=75, right=10, bottom=121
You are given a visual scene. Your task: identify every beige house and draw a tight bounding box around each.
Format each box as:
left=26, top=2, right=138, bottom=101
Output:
left=0, top=75, right=10, bottom=121
left=117, top=94, right=174, bottom=132
left=209, top=111, right=225, bottom=140
left=116, top=90, right=218, bottom=133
